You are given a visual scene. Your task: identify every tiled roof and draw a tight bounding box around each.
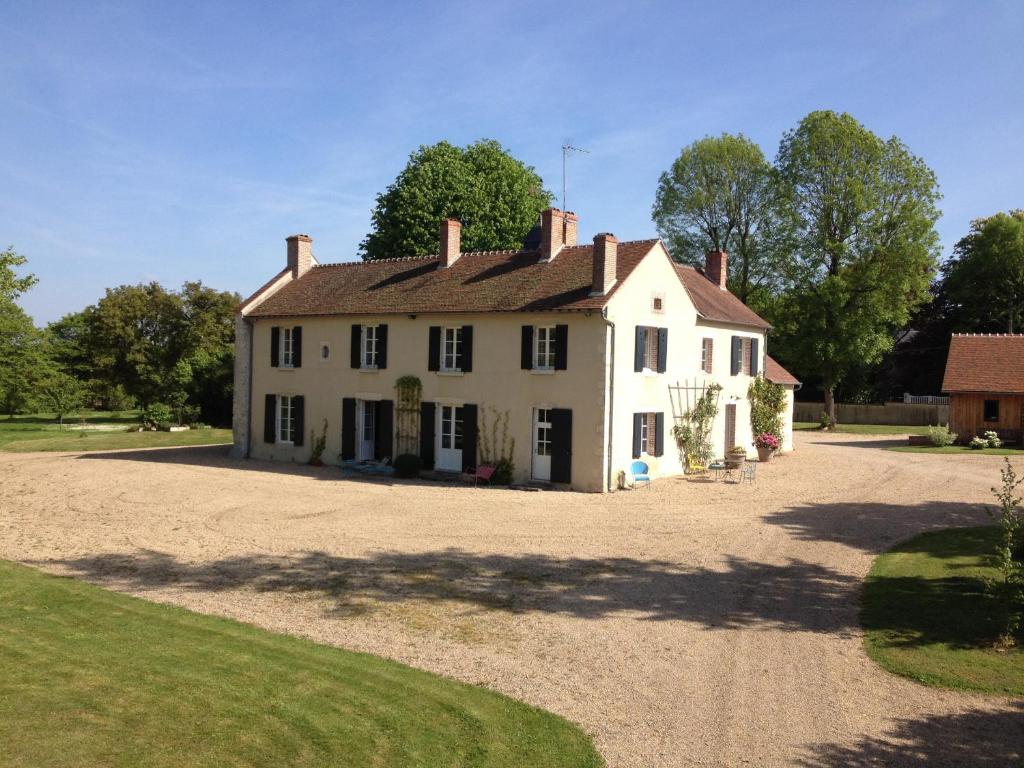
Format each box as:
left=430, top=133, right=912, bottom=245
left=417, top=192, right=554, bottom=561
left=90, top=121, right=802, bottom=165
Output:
left=942, top=334, right=1024, bottom=393
left=765, top=355, right=800, bottom=386
left=673, top=264, right=771, bottom=329
left=248, top=240, right=658, bottom=317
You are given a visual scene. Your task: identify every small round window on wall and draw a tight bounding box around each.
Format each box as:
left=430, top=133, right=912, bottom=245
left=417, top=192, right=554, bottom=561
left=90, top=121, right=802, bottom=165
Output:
left=320, top=342, right=330, bottom=361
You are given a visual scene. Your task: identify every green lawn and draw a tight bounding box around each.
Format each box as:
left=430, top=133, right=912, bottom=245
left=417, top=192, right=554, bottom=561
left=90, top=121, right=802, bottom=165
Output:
left=0, top=560, right=602, bottom=768
left=887, top=444, right=1024, bottom=456
left=794, top=422, right=933, bottom=435
left=0, top=411, right=231, bottom=452
left=861, top=526, right=1024, bottom=695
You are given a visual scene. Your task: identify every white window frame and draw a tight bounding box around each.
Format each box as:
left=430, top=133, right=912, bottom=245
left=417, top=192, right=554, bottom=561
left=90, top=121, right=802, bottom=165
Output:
left=440, top=405, right=464, bottom=450
left=534, top=326, right=556, bottom=370
left=362, top=325, right=379, bottom=369
left=643, top=327, right=660, bottom=372
left=442, top=327, right=462, bottom=372
left=277, top=395, right=295, bottom=444
left=638, top=412, right=657, bottom=456
left=280, top=328, right=295, bottom=368
left=535, top=408, right=552, bottom=456
left=701, top=338, right=712, bottom=374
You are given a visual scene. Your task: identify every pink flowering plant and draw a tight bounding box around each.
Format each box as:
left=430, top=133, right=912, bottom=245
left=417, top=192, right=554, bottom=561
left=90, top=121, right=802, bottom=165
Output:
left=754, top=433, right=781, bottom=451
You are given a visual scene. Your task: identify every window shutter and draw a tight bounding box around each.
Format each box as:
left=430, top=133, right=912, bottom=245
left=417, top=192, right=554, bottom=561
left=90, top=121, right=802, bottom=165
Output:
left=750, top=337, right=759, bottom=376
left=632, top=413, right=643, bottom=458
left=264, top=394, right=276, bottom=443
left=270, top=327, right=280, bottom=367
left=341, top=397, right=356, bottom=460
left=730, top=336, right=741, bottom=376
left=377, top=400, right=394, bottom=460
left=554, top=324, right=568, bottom=370
left=350, top=325, right=362, bottom=369
left=520, top=326, right=533, bottom=370
left=378, top=324, right=388, bottom=370
left=634, top=326, right=646, bottom=372
left=550, top=408, right=573, bottom=484
left=657, top=327, right=668, bottom=373
left=654, top=412, right=665, bottom=457
left=292, top=395, right=305, bottom=446
left=419, top=402, right=436, bottom=469
left=461, top=325, right=473, bottom=372
left=428, top=327, right=441, bottom=371
left=461, top=403, right=478, bottom=472
left=292, top=327, right=303, bottom=368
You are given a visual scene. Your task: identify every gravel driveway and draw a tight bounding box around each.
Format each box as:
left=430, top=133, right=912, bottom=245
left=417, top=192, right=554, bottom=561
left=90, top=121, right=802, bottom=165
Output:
left=2, top=432, right=1021, bottom=766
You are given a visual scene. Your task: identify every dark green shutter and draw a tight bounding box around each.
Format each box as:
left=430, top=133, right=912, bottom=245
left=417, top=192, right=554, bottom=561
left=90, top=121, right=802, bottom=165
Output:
left=550, top=408, right=572, bottom=484
left=292, top=396, right=305, bottom=446
left=264, top=394, right=276, bottom=442
left=656, top=327, right=668, bottom=373
left=634, top=326, right=646, bottom=372
left=750, top=337, right=759, bottom=376
left=632, top=413, right=643, bottom=458
left=378, top=324, right=388, bottom=369
left=350, top=325, right=361, bottom=368
left=554, top=324, right=568, bottom=370
left=341, top=397, right=356, bottom=460
left=730, top=336, right=741, bottom=376
left=292, top=327, right=302, bottom=368
left=270, top=327, right=280, bottom=367
left=377, top=400, right=393, bottom=460
left=461, top=403, right=478, bottom=472
left=420, top=402, right=436, bottom=468
left=428, top=327, right=441, bottom=371
left=461, top=325, right=473, bottom=372
left=654, top=413, right=665, bottom=457
left=521, top=326, right=533, bottom=370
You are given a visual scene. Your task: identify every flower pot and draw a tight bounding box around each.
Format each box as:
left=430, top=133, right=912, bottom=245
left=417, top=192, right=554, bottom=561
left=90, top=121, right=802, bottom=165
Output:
left=756, top=445, right=773, bottom=463
left=725, top=450, right=746, bottom=468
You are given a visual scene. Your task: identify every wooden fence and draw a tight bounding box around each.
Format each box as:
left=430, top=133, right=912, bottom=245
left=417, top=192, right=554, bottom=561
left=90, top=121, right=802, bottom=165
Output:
left=794, top=401, right=949, bottom=426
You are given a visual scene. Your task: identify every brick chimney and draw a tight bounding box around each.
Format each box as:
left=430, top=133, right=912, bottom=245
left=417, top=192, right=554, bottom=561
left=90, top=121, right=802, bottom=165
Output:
left=540, top=207, right=565, bottom=261
left=591, top=233, right=618, bottom=295
left=562, top=211, right=578, bottom=246
left=705, top=249, right=728, bottom=290
left=287, top=234, right=314, bottom=279
left=440, top=219, right=461, bottom=268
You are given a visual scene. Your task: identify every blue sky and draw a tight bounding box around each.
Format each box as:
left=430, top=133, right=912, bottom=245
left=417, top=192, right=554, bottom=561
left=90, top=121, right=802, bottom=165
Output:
left=3, top=1, right=1023, bottom=323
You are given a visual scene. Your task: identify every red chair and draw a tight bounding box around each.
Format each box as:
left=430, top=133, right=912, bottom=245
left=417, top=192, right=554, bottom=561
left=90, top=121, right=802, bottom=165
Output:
left=473, top=465, right=496, bottom=485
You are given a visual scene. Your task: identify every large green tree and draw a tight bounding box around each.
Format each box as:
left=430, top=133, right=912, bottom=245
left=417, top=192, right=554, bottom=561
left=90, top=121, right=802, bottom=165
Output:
left=770, top=111, right=941, bottom=422
left=0, top=247, right=37, bottom=302
left=360, top=140, right=552, bottom=260
left=0, top=250, right=47, bottom=417
left=652, top=133, right=793, bottom=305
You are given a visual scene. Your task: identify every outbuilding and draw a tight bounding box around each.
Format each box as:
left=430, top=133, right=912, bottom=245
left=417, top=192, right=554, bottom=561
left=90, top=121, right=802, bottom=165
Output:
left=941, top=333, right=1024, bottom=444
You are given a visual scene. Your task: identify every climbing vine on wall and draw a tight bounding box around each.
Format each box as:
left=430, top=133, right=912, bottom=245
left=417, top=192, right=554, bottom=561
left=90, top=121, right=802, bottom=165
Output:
left=478, top=406, right=516, bottom=484
left=672, top=383, right=722, bottom=468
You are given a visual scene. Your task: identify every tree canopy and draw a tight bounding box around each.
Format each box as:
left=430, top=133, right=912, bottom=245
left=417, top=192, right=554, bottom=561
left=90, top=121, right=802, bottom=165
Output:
left=360, top=140, right=552, bottom=261
left=0, top=247, right=37, bottom=302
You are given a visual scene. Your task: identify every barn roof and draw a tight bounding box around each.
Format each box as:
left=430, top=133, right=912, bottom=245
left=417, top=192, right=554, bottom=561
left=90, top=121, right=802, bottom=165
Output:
left=942, top=334, right=1024, bottom=394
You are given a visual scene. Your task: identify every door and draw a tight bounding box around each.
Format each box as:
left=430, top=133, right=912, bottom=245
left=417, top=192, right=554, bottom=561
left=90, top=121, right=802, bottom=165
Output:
left=436, top=405, right=463, bottom=471
left=724, top=403, right=737, bottom=453
left=357, top=400, right=376, bottom=460
left=532, top=408, right=552, bottom=481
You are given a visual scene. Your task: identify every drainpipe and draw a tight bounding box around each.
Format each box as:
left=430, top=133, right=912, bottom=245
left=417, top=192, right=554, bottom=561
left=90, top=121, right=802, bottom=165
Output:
left=602, top=307, right=616, bottom=492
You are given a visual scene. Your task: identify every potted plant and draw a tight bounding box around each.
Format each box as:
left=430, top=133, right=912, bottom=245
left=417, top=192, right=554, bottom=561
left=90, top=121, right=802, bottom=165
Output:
left=754, top=433, right=781, bottom=462
left=725, top=445, right=747, bottom=468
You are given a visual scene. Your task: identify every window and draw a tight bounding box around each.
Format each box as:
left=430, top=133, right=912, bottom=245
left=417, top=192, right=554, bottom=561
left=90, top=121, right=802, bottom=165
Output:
left=442, top=327, right=463, bottom=371
left=984, top=399, right=1000, bottom=422
left=740, top=338, right=752, bottom=375
left=362, top=325, right=379, bottom=368
left=440, top=405, right=464, bottom=450
left=280, top=328, right=295, bottom=368
left=643, top=328, right=662, bottom=370
left=652, top=294, right=664, bottom=313
left=701, top=338, right=713, bottom=374
left=535, top=408, right=551, bottom=456
left=320, top=343, right=330, bottom=361
left=535, top=327, right=556, bottom=369
left=277, top=395, right=295, bottom=443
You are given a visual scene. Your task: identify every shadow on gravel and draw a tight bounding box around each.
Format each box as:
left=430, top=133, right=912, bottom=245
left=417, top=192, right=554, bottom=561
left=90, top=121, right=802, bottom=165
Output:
left=39, top=547, right=861, bottom=632
left=765, top=501, right=988, bottom=554
left=799, top=703, right=1024, bottom=767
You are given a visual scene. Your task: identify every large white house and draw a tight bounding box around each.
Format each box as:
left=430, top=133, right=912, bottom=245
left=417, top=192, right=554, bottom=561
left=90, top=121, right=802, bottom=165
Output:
left=231, top=208, right=796, bottom=491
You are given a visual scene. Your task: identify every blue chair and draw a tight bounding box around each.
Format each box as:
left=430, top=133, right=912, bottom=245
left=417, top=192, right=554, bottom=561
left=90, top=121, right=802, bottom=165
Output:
left=630, top=460, right=651, bottom=489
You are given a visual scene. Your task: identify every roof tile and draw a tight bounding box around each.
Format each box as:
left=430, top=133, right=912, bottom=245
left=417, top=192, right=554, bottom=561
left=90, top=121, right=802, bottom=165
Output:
left=673, top=264, right=771, bottom=329
left=942, top=334, right=1024, bottom=394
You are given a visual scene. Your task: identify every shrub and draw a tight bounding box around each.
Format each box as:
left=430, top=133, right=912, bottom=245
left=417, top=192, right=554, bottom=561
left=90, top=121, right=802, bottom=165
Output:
left=818, top=411, right=833, bottom=430
left=984, top=430, right=1003, bottom=449
left=926, top=425, right=957, bottom=447
left=156, top=422, right=174, bottom=432
left=491, top=458, right=514, bottom=485
left=393, top=453, right=423, bottom=478
left=748, top=377, right=786, bottom=444
left=987, top=459, right=1024, bottom=644
left=142, top=403, right=174, bottom=429
left=969, top=436, right=988, bottom=450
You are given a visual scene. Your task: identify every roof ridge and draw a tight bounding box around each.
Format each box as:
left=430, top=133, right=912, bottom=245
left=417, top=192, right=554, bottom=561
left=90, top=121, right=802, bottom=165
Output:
left=314, top=255, right=438, bottom=267
left=952, top=332, right=1024, bottom=337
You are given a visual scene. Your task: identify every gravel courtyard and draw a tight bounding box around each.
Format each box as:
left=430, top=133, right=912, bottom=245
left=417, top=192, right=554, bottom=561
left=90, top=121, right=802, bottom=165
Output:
left=2, top=432, right=1021, bottom=767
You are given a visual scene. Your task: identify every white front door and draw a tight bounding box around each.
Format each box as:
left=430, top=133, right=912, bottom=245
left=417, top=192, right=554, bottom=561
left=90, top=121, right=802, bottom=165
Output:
left=358, top=400, right=375, bottom=460
left=532, top=408, right=552, bottom=481
left=436, top=405, right=463, bottom=471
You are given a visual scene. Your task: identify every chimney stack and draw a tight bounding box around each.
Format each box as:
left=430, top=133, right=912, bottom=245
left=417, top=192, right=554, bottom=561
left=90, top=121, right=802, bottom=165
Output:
left=540, top=207, right=565, bottom=261
left=591, top=233, right=618, bottom=295
left=705, top=249, right=728, bottom=290
left=562, top=211, right=578, bottom=246
left=287, top=234, right=314, bottom=279
left=440, top=219, right=462, bottom=268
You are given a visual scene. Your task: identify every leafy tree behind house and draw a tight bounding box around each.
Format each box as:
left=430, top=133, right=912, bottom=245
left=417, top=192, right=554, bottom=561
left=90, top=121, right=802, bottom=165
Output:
left=0, top=249, right=47, bottom=418
left=361, top=139, right=552, bottom=260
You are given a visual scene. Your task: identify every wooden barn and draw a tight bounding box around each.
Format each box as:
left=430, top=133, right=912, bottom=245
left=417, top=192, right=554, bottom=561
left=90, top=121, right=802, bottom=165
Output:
left=941, top=333, right=1024, bottom=444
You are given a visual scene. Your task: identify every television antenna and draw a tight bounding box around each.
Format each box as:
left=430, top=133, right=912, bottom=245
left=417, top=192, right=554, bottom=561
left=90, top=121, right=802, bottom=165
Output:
left=561, top=143, right=589, bottom=211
